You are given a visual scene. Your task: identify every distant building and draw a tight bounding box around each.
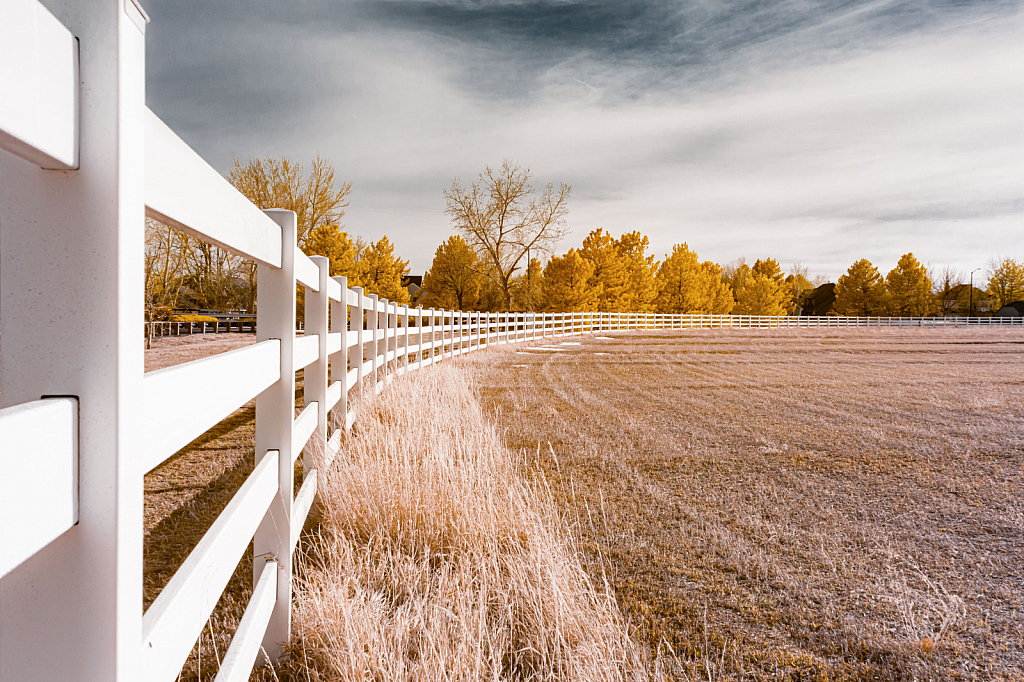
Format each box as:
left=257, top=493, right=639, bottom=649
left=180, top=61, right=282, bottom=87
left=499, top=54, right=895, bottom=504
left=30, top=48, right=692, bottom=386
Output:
left=403, top=275, right=424, bottom=305
left=944, top=284, right=994, bottom=315
left=996, top=301, right=1024, bottom=317
left=795, top=283, right=836, bottom=316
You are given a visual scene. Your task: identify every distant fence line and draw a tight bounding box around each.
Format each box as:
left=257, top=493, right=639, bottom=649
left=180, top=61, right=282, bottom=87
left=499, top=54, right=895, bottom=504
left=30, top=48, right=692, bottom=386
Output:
left=147, top=319, right=256, bottom=337
left=145, top=313, right=1023, bottom=340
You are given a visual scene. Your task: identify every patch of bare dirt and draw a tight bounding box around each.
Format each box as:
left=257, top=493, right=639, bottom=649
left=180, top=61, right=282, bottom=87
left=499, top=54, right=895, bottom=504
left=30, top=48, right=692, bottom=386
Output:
left=143, top=333, right=265, bottom=680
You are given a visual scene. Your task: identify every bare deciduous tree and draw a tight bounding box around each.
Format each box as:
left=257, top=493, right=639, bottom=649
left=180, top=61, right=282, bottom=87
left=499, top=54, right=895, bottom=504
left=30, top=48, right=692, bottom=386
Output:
left=145, top=218, right=189, bottom=316
left=228, top=155, right=352, bottom=248
left=934, top=265, right=963, bottom=315
left=445, top=161, right=570, bottom=310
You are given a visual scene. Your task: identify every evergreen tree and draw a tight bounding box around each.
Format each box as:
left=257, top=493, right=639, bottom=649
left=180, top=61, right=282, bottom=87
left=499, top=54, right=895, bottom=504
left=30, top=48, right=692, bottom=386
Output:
left=734, top=274, right=789, bottom=315
left=752, top=258, right=785, bottom=285
left=542, top=250, right=600, bottom=311
left=886, top=253, right=933, bottom=316
left=734, top=259, right=788, bottom=315
left=304, top=224, right=363, bottom=284
left=654, top=243, right=734, bottom=314
left=834, top=259, right=886, bottom=316
left=578, top=228, right=628, bottom=311
left=357, top=236, right=411, bottom=304
left=511, top=257, right=546, bottom=311
left=615, top=231, right=658, bottom=313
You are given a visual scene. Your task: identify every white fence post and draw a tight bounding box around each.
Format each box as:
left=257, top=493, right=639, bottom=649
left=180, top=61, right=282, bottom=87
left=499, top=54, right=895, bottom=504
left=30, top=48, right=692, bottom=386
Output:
left=384, top=301, right=393, bottom=382
left=429, top=308, right=437, bottom=364
left=253, top=208, right=298, bottom=661
left=0, top=1, right=147, bottom=678
left=305, top=256, right=329, bottom=472
left=415, top=307, right=424, bottom=367
left=351, top=287, right=365, bottom=396
left=380, top=299, right=389, bottom=381
left=446, top=310, right=453, bottom=357
left=332, top=276, right=348, bottom=432
left=403, top=304, right=411, bottom=371
left=390, top=302, right=398, bottom=377
left=369, top=294, right=380, bottom=391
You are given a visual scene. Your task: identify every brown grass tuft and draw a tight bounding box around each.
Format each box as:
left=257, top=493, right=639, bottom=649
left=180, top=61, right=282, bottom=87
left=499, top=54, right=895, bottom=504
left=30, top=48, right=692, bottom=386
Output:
left=281, top=363, right=650, bottom=681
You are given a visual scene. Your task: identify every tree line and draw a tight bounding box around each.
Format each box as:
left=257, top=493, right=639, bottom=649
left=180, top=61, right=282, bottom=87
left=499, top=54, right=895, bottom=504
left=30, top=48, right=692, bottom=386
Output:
left=424, top=162, right=1022, bottom=315
left=146, top=157, right=1024, bottom=319
left=425, top=230, right=1024, bottom=316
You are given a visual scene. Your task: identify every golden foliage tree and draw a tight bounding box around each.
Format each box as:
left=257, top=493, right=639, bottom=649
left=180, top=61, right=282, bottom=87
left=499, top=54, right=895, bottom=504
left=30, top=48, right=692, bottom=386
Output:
left=733, top=258, right=788, bottom=315
left=986, top=257, right=1024, bottom=308
left=734, top=276, right=789, bottom=315
left=511, top=257, right=546, bottom=311
left=421, top=235, right=483, bottom=310
left=654, top=243, right=734, bottom=314
left=358, top=236, right=411, bottom=305
left=616, top=231, right=659, bottom=313
left=721, top=258, right=748, bottom=294
left=885, top=253, right=933, bottom=316
left=578, top=229, right=628, bottom=311
left=304, top=224, right=364, bottom=283
left=475, top=279, right=507, bottom=312
left=542, top=250, right=600, bottom=312
left=228, top=156, right=351, bottom=248
left=752, top=258, right=785, bottom=285
left=834, top=259, right=885, bottom=316
left=445, top=161, right=570, bottom=310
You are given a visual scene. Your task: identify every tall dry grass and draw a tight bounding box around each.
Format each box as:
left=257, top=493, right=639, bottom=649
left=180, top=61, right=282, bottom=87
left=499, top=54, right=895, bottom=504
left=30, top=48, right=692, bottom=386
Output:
left=280, top=363, right=650, bottom=681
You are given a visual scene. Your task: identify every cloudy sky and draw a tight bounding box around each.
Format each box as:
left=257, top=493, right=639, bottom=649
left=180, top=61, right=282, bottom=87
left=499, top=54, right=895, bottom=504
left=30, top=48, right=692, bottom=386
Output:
left=144, top=0, right=1024, bottom=280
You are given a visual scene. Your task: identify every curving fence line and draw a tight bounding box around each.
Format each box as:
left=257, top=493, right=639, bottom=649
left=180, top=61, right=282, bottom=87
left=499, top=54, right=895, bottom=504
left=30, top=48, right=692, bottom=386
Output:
left=144, top=314, right=1020, bottom=340
left=0, top=2, right=1021, bottom=681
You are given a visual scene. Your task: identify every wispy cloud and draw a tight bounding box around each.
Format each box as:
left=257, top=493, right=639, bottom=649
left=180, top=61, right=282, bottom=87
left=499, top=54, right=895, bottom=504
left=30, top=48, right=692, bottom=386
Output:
left=144, top=0, right=1024, bottom=278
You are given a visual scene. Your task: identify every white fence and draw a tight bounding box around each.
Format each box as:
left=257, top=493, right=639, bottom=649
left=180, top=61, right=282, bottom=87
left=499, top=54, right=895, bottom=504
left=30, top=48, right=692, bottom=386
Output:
left=1, top=2, right=1022, bottom=680
left=147, top=314, right=1020, bottom=339
left=147, top=320, right=257, bottom=337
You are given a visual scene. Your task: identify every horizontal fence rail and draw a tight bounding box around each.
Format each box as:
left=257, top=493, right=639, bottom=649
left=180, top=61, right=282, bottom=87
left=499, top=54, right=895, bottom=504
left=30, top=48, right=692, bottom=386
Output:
left=0, top=398, right=78, bottom=579
left=141, top=314, right=1019, bottom=343
left=0, top=2, right=1021, bottom=681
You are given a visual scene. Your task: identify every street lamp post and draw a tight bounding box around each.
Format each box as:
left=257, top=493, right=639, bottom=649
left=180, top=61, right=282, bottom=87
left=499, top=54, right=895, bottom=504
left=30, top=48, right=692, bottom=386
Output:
left=970, top=268, right=981, bottom=318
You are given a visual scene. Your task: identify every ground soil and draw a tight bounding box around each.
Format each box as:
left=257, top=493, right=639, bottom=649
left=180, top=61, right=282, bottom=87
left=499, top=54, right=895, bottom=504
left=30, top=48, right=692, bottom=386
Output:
left=468, top=328, right=1024, bottom=681
left=143, top=334, right=262, bottom=680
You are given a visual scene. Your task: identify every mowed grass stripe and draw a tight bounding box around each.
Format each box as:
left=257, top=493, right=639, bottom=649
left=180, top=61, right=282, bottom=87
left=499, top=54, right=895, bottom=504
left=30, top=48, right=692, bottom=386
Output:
left=472, top=328, right=1024, bottom=681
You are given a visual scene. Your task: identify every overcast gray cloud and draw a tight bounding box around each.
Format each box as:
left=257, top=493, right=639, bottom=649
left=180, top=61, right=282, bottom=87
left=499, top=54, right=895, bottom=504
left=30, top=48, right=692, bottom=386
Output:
left=144, top=0, right=1024, bottom=279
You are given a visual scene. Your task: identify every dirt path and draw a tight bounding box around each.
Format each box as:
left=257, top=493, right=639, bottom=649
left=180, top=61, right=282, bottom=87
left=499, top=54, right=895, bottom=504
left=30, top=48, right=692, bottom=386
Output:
left=468, top=328, right=1024, bottom=680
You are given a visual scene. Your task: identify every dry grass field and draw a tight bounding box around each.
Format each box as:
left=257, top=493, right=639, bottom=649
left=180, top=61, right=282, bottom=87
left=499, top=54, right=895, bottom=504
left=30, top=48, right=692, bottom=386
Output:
left=141, top=334, right=649, bottom=681
left=136, top=328, right=1023, bottom=680
left=467, top=328, right=1024, bottom=680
